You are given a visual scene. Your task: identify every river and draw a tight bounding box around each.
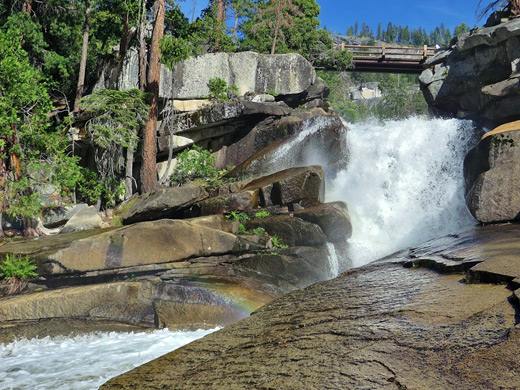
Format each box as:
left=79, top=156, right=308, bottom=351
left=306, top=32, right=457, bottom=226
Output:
left=0, top=116, right=479, bottom=389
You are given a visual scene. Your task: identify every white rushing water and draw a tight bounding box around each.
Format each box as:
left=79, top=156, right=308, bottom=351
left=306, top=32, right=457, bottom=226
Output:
left=0, top=328, right=217, bottom=390
left=327, top=117, right=478, bottom=267
left=326, top=242, right=340, bottom=278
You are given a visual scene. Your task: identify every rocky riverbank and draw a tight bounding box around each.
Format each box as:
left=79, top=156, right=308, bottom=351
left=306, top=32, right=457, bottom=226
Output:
left=102, top=223, right=520, bottom=389
left=0, top=51, right=353, bottom=339
left=0, top=166, right=352, bottom=339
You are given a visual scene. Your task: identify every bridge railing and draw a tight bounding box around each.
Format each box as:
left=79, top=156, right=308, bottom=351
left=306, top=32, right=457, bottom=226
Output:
left=334, top=43, right=437, bottom=61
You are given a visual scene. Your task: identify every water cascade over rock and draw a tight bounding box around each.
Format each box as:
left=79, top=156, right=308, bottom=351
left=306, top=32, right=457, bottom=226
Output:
left=328, top=117, right=479, bottom=267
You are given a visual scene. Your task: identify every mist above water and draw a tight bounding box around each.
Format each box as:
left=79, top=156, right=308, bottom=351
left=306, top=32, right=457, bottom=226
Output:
left=327, top=117, right=479, bottom=267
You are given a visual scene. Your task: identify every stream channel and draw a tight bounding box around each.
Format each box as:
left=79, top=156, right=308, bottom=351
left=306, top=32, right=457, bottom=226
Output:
left=0, top=116, right=480, bottom=389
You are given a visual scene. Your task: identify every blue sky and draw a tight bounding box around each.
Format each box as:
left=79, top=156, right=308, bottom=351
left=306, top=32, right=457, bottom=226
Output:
left=180, top=0, right=485, bottom=35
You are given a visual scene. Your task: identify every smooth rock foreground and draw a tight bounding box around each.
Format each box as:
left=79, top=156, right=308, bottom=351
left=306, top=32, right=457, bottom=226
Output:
left=102, top=224, right=520, bottom=389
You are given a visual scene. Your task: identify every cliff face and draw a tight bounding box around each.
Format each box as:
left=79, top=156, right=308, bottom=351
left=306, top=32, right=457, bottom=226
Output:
left=419, top=18, right=520, bottom=127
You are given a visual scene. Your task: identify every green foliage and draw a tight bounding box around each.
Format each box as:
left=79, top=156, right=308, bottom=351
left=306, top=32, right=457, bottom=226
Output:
left=240, top=0, right=333, bottom=61
left=251, top=226, right=267, bottom=235
left=317, top=70, right=428, bottom=122
left=207, top=78, right=239, bottom=102
left=315, top=49, right=353, bottom=71
left=0, top=254, right=38, bottom=281
left=171, top=145, right=227, bottom=187
left=208, top=77, right=228, bottom=100
left=165, top=7, right=191, bottom=38
left=266, top=89, right=278, bottom=97
left=271, top=235, right=288, bottom=249
left=454, top=22, right=471, bottom=37
left=226, top=211, right=250, bottom=222
left=80, top=89, right=148, bottom=150
left=254, top=210, right=270, bottom=219
left=189, top=3, right=236, bottom=54
left=3, top=178, right=42, bottom=220
left=75, top=168, right=125, bottom=208
left=344, top=19, right=456, bottom=46
left=0, top=14, right=83, bottom=222
left=160, top=35, right=193, bottom=70
left=0, top=253, right=38, bottom=295
left=79, top=88, right=148, bottom=207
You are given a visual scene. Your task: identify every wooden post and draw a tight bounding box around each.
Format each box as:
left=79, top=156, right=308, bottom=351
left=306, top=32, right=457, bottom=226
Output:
left=341, top=42, right=345, bottom=51
left=382, top=44, right=386, bottom=59
left=423, top=45, right=427, bottom=60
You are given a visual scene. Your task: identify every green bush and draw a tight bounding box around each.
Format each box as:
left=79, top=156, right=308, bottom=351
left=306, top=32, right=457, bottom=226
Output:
left=266, top=89, right=278, bottom=97
left=0, top=254, right=38, bottom=295
left=254, top=210, right=270, bottom=219
left=208, top=78, right=239, bottom=102
left=226, top=211, right=250, bottom=222
left=251, top=227, right=267, bottom=235
left=171, top=145, right=227, bottom=187
left=271, top=235, right=288, bottom=249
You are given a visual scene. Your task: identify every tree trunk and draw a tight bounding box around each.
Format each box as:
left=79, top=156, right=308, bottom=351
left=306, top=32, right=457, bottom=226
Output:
left=271, top=23, right=279, bottom=54
left=141, top=0, right=165, bottom=193
left=271, top=2, right=281, bottom=55
left=139, top=0, right=147, bottom=92
left=217, top=0, right=224, bottom=21
left=231, top=15, right=238, bottom=40
left=191, top=0, right=197, bottom=22
left=119, top=13, right=130, bottom=59
left=23, top=0, right=32, bottom=14
left=73, top=1, right=91, bottom=113
left=512, top=0, right=520, bottom=15
left=214, top=0, right=225, bottom=52
left=0, top=155, right=7, bottom=239
left=125, top=140, right=135, bottom=199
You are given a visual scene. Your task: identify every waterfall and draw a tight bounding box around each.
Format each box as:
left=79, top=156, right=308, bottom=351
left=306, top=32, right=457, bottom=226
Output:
left=327, top=117, right=479, bottom=268
left=0, top=328, right=217, bottom=390
left=326, top=243, right=340, bottom=278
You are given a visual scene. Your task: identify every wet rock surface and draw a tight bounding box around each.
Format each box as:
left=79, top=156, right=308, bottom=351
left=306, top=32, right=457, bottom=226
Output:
left=0, top=166, right=347, bottom=332
left=102, top=223, right=520, bottom=389
left=464, top=126, right=520, bottom=223
left=227, top=112, right=347, bottom=181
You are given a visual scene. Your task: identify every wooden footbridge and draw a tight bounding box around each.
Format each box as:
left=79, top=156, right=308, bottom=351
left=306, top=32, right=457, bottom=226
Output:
left=334, top=43, right=437, bottom=74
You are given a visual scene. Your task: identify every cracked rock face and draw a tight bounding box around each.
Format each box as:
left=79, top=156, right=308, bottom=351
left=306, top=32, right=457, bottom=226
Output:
left=95, top=50, right=316, bottom=100
left=101, top=224, right=520, bottom=389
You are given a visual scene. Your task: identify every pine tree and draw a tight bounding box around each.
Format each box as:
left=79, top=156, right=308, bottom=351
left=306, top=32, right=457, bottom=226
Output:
left=141, top=0, right=165, bottom=193
left=73, top=0, right=90, bottom=113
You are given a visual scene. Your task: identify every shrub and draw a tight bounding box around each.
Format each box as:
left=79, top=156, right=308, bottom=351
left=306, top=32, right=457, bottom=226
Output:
left=271, top=235, right=288, bottom=249
left=226, top=211, right=250, bottom=222
left=266, top=89, right=278, bottom=97
left=0, top=254, right=38, bottom=295
left=208, top=77, right=239, bottom=102
left=171, top=145, right=227, bottom=187
left=254, top=210, right=270, bottom=219
left=251, top=227, right=267, bottom=235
